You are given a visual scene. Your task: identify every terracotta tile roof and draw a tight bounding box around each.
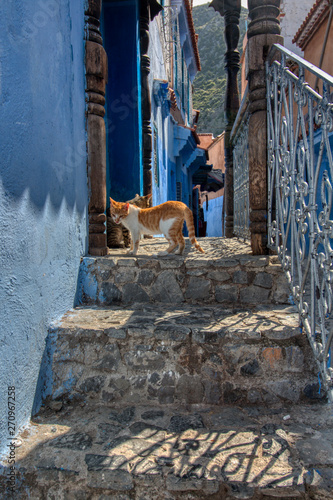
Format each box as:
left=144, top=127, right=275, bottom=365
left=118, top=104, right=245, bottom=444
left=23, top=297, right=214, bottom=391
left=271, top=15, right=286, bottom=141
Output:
left=209, top=132, right=224, bottom=149
left=184, top=0, right=201, bottom=71
left=293, top=0, right=331, bottom=49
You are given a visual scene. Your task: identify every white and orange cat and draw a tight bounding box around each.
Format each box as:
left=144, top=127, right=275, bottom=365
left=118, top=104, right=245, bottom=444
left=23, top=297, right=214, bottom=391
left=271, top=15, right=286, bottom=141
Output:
left=109, top=197, right=205, bottom=256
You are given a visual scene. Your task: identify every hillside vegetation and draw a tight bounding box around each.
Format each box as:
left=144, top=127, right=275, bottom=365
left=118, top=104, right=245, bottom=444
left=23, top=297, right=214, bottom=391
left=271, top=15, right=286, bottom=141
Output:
left=192, top=3, right=248, bottom=137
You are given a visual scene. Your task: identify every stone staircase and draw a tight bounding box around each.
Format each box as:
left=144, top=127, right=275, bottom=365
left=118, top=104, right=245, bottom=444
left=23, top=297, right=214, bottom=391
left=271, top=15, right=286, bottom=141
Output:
left=1, top=238, right=332, bottom=499
left=51, top=304, right=315, bottom=408
left=77, top=238, right=289, bottom=307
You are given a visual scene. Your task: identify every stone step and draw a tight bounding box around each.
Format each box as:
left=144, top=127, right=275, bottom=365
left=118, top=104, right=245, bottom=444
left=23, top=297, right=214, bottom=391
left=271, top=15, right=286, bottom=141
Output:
left=77, top=237, right=290, bottom=306
left=1, top=402, right=333, bottom=499
left=47, top=303, right=319, bottom=407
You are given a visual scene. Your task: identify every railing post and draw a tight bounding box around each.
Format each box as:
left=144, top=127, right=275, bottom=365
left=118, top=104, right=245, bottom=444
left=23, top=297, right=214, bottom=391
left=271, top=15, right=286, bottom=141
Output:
left=85, top=0, right=108, bottom=256
left=247, top=0, right=283, bottom=254
left=211, top=0, right=241, bottom=238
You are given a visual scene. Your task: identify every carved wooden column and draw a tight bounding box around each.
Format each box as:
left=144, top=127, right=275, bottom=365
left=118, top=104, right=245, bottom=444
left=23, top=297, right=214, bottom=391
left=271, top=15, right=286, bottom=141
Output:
left=140, top=0, right=153, bottom=196
left=85, top=0, right=108, bottom=255
left=247, top=0, right=283, bottom=254
left=212, top=0, right=241, bottom=238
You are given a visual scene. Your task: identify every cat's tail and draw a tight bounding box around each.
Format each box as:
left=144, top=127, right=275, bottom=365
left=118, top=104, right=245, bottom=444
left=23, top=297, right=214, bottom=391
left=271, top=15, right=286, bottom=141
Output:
left=184, top=207, right=205, bottom=253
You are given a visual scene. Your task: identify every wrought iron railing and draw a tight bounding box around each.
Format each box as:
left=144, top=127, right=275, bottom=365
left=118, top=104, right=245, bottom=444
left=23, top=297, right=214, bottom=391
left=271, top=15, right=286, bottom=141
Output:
left=266, top=44, right=333, bottom=402
left=231, top=85, right=250, bottom=240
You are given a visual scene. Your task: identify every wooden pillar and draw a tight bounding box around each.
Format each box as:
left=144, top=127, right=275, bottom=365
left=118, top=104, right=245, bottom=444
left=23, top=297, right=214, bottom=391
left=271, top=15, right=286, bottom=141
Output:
left=140, top=1, right=153, bottom=196
left=247, top=0, right=283, bottom=254
left=212, top=0, right=241, bottom=238
left=85, top=0, right=108, bottom=255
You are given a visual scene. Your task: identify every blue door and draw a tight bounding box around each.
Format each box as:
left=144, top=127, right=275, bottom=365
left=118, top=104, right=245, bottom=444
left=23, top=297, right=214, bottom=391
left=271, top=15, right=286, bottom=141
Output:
left=102, top=0, right=143, bottom=205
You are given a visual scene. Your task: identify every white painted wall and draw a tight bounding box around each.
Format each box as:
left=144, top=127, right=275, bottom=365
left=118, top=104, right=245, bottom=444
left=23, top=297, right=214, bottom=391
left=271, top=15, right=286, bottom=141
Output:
left=280, top=0, right=314, bottom=57
left=149, top=19, right=168, bottom=87
left=149, top=18, right=170, bottom=207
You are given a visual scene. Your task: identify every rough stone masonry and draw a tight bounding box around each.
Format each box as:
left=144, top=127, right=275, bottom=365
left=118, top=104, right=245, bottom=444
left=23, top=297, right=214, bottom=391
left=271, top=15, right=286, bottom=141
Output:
left=0, top=237, right=332, bottom=499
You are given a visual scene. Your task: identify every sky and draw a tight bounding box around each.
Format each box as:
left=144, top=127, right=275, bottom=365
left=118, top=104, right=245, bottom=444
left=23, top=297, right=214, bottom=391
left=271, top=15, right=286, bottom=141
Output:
left=193, top=0, right=248, bottom=7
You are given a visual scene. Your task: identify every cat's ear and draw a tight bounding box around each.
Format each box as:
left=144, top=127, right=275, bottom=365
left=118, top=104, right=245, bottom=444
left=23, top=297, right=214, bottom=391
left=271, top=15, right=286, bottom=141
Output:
left=124, top=203, right=130, bottom=211
left=110, top=197, right=113, bottom=206
left=147, top=193, right=152, bottom=199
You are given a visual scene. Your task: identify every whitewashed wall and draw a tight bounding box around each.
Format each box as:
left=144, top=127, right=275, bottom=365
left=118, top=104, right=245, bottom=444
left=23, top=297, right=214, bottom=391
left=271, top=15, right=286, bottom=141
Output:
left=280, top=0, right=314, bottom=57
left=149, top=18, right=171, bottom=206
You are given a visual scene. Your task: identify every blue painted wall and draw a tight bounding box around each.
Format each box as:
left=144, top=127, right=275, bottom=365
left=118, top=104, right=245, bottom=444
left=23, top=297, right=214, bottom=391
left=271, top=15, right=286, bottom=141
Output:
left=103, top=0, right=142, bottom=204
left=0, top=0, right=88, bottom=454
left=203, top=196, right=224, bottom=237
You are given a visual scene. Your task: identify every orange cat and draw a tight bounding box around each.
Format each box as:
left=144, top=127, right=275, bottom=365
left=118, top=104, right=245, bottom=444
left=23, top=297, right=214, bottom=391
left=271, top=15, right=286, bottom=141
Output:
left=109, top=198, right=205, bottom=256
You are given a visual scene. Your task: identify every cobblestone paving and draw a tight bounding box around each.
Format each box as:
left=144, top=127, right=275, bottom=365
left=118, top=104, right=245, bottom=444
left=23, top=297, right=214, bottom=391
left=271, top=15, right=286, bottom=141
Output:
left=107, top=237, right=253, bottom=260
left=1, top=402, right=333, bottom=499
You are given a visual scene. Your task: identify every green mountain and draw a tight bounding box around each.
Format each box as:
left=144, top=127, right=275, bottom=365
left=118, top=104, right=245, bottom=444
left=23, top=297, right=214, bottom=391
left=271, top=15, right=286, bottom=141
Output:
left=192, top=3, right=248, bottom=137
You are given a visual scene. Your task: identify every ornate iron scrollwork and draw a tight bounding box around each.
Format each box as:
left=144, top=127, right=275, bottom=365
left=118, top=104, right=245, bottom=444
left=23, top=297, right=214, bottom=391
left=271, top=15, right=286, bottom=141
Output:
left=267, top=44, right=333, bottom=401
left=233, top=104, right=250, bottom=241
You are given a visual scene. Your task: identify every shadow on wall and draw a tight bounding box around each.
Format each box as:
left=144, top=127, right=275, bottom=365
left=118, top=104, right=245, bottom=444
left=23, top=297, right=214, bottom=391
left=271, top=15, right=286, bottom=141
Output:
left=0, top=0, right=89, bottom=458
left=31, top=262, right=93, bottom=415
